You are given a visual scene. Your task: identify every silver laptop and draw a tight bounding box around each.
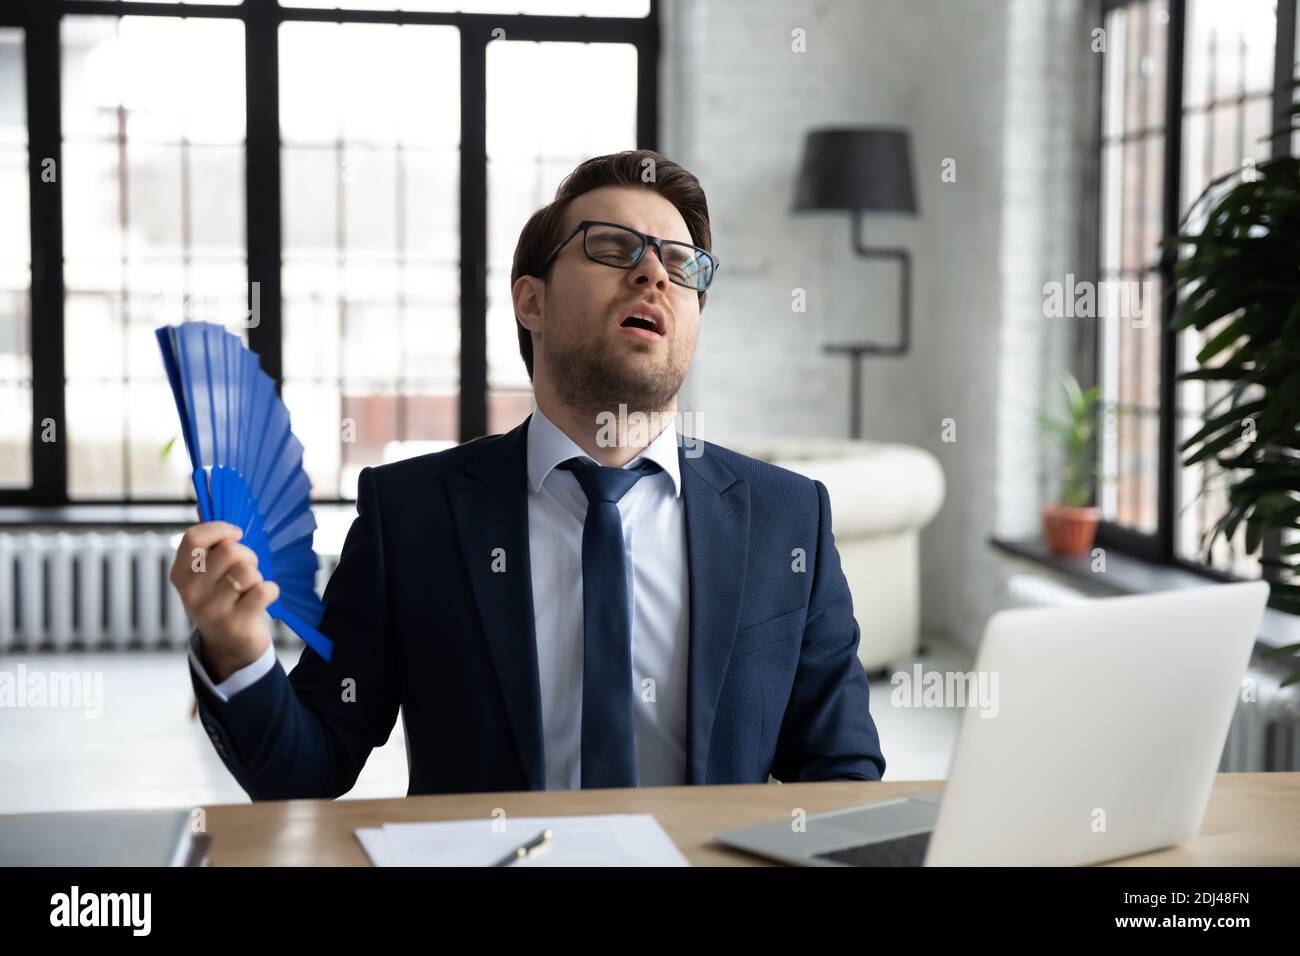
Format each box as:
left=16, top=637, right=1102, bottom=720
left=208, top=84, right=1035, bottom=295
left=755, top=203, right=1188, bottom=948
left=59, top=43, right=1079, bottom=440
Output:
left=716, top=581, right=1270, bottom=866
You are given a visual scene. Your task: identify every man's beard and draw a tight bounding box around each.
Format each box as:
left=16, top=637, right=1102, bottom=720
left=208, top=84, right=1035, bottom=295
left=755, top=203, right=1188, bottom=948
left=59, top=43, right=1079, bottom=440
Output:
left=546, top=331, right=686, bottom=419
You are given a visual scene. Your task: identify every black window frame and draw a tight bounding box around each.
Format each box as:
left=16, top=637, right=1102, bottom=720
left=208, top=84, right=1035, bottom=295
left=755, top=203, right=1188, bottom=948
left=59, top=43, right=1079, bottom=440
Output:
left=1088, top=0, right=1296, bottom=582
left=0, top=0, right=659, bottom=507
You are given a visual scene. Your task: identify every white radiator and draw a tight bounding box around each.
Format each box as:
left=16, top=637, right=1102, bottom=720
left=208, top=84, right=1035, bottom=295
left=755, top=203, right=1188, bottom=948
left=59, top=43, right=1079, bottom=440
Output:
left=0, top=530, right=335, bottom=653
left=1220, top=666, right=1300, bottom=773
left=1006, top=573, right=1091, bottom=608
left=1005, top=572, right=1300, bottom=772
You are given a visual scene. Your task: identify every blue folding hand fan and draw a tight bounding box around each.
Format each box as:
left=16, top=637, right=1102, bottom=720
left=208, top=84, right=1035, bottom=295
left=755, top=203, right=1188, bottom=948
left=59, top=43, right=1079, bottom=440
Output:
left=156, top=322, right=333, bottom=662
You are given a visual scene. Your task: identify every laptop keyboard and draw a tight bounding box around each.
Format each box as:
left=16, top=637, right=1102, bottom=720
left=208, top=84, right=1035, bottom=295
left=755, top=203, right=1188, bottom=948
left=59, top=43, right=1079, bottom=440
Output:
left=813, top=831, right=931, bottom=867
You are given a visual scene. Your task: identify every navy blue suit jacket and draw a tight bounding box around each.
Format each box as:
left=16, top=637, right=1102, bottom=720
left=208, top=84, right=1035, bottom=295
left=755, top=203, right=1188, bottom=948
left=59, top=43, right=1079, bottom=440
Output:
left=190, top=415, right=886, bottom=799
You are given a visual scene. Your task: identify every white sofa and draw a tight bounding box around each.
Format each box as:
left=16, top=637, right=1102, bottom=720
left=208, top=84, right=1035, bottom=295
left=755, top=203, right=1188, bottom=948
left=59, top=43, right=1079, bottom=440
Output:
left=721, top=437, right=945, bottom=673
left=312, top=436, right=946, bottom=673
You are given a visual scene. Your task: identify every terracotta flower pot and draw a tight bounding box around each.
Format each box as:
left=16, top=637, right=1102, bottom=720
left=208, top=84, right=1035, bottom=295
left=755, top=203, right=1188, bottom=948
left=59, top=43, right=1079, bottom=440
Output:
left=1041, top=505, right=1101, bottom=557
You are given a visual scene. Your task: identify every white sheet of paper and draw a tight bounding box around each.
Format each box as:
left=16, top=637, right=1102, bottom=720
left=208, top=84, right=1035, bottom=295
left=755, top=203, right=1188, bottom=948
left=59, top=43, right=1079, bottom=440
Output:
left=355, top=813, right=690, bottom=867
left=355, top=827, right=396, bottom=866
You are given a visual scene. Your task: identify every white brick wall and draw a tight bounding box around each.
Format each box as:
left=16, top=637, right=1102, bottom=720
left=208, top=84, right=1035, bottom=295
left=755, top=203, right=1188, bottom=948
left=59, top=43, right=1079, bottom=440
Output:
left=661, top=0, right=1090, bottom=648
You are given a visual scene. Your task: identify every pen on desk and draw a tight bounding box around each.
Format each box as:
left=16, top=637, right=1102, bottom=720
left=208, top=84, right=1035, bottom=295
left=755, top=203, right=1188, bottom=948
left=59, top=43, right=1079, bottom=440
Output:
left=492, top=829, right=553, bottom=867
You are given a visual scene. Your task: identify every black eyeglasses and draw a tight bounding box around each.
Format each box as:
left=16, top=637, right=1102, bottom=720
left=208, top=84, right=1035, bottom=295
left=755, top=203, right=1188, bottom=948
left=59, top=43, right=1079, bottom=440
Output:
left=536, top=220, right=719, bottom=292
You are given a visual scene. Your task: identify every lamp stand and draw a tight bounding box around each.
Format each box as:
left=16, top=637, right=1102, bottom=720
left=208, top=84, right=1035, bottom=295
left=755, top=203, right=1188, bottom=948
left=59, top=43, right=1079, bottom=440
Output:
left=823, top=214, right=912, bottom=440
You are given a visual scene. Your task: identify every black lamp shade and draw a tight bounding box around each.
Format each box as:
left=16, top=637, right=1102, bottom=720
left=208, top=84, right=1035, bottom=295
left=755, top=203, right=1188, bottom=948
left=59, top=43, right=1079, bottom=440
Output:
left=793, top=127, right=918, bottom=214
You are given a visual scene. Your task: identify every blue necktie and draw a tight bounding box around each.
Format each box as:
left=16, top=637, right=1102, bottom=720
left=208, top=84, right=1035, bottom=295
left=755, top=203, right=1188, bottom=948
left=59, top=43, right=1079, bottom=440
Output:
left=558, top=456, right=662, bottom=789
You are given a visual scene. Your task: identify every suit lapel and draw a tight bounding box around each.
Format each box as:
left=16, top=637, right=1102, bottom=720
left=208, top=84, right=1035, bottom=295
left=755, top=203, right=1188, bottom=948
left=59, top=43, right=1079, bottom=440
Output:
left=445, top=416, right=546, bottom=790
left=681, top=442, right=750, bottom=784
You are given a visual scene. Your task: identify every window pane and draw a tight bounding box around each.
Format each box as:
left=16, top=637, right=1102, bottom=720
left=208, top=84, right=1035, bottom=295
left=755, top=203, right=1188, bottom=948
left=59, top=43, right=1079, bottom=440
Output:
left=78, top=0, right=244, bottom=4
left=281, top=146, right=338, bottom=258
left=1122, top=0, right=1149, bottom=135
left=1099, top=142, right=1122, bottom=272
left=1174, top=326, right=1263, bottom=578
left=1184, top=0, right=1276, bottom=107
left=1098, top=272, right=1162, bottom=534
left=66, top=380, right=125, bottom=499
left=0, top=373, right=31, bottom=489
left=1143, top=0, right=1168, bottom=131
left=280, top=22, right=460, bottom=499
left=343, top=147, right=400, bottom=257
left=1103, top=7, right=1128, bottom=140
left=125, top=143, right=183, bottom=258
left=278, top=0, right=649, bottom=14
left=1116, top=133, right=1165, bottom=272
left=1140, top=132, right=1164, bottom=267
left=1172, top=0, right=1275, bottom=575
left=61, top=15, right=248, bottom=500
left=1097, top=1, right=1167, bottom=534
left=1240, top=95, right=1273, bottom=166
left=61, top=141, right=123, bottom=265
left=485, top=40, right=637, bottom=433
left=0, top=27, right=30, bottom=489
left=190, top=145, right=246, bottom=257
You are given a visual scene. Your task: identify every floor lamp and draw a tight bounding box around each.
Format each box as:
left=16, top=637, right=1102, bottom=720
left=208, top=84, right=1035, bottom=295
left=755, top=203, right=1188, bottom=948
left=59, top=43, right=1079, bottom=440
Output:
left=792, top=127, right=918, bottom=439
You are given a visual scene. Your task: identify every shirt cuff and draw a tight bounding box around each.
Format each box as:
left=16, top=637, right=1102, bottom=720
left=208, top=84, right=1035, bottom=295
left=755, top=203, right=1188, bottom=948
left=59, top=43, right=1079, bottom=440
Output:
left=189, top=629, right=278, bottom=704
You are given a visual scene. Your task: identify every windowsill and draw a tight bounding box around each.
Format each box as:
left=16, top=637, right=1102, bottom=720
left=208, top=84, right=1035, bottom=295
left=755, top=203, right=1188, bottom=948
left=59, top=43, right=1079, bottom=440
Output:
left=990, top=536, right=1230, bottom=594
left=990, top=536, right=1300, bottom=652
left=982, top=538, right=1300, bottom=650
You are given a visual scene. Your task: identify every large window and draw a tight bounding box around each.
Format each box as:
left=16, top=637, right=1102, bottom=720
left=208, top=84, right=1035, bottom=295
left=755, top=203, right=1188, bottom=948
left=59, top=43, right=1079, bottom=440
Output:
left=1, top=0, right=658, bottom=505
left=60, top=14, right=248, bottom=500
left=279, top=21, right=460, bottom=499
left=1094, top=0, right=1295, bottom=577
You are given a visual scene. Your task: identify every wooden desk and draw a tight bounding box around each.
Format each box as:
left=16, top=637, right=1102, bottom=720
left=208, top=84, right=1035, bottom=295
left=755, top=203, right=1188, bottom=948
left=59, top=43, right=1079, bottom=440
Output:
left=200, top=772, right=1300, bottom=866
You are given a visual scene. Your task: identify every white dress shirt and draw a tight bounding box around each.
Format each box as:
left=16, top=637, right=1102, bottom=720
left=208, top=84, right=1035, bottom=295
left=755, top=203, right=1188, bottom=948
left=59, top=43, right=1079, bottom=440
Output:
left=190, top=406, right=691, bottom=790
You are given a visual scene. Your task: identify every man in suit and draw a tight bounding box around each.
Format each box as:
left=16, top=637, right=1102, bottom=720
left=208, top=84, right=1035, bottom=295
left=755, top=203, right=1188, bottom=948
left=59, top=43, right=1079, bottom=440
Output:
left=173, top=149, right=886, bottom=800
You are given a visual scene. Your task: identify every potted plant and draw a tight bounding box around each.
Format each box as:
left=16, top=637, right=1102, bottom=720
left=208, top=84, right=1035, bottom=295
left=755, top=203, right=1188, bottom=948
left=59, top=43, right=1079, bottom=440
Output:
left=1167, top=103, right=1300, bottom=686
left=1036, top=370, right=1102, bottom=557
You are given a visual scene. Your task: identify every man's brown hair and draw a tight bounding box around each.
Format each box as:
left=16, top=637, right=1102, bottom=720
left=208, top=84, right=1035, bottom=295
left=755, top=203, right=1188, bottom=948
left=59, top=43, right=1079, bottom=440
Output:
left=509, top=149, right=712, bottom=381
